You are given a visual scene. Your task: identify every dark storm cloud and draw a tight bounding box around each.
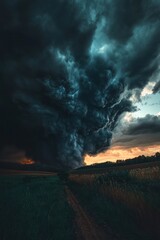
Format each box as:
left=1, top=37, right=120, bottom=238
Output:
left=113, top=115, right=160, bottom=148
left=0, top=0, right=160, bottom=168
left=153, top=80, right=160, bottom=93
left=103, top=0, right=160, bottom=90
left=0, top=146, right=25, bottom=163
left=125, top=114, right=160, bottom=135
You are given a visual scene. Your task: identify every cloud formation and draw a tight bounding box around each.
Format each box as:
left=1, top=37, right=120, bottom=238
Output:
left=0, top=0, right=160, bottom=168
left=153, top=80, right=160, bottom=94
left=113, top=114, right=160, bottom=148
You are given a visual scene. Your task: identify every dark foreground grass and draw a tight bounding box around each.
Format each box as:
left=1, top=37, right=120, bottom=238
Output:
left=0, top=175, right=75, bottom=240
left=68, top=166, right=160, bottom=240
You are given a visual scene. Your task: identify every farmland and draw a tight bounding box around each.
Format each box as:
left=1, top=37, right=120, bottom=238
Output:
left=69, top=162, right=160, bottom=240
left=0, top=174, right=75, bottom=240
left=0, top=160, right=160, bottom=240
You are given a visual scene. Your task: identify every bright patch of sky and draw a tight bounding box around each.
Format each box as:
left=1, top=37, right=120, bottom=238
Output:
left=134, top=93, right=160, bottom=117
left=133, top=79, right=160, bottom=118
left=123, top=80, right=160, bottom=122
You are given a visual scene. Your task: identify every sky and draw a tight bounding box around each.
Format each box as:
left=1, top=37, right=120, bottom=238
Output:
left=0, top=0, right=160, bottom=168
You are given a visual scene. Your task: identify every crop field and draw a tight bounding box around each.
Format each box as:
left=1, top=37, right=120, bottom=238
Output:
left=69, top=164, right=160, bottom=240
left=0, top=162, right=160, bottom=240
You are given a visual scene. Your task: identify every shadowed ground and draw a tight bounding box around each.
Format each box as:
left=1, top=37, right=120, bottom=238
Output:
left=1, top=164, right=159, bottom=240
left=0, top=174, right=75, bottom=240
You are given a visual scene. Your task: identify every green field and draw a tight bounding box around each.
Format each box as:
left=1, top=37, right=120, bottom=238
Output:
left=0, top=175, right=75, bottom=240
left=0, top=163, right=160, bottom=240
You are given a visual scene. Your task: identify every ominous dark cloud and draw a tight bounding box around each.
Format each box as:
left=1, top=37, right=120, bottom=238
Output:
left=0, top=0, right=160, bottom=168
left=153, top=80, right=160, bottom=93
left=125, top=114, right=160, bottom=135
left=113, top=115, right=160, bottom=148
left=0, top=146, right=26, bottom=163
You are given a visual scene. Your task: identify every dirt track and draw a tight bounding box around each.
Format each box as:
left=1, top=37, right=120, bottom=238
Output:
left=1, top=170, right=120, bottom=239
left=65, top=186, right=118, bottom=240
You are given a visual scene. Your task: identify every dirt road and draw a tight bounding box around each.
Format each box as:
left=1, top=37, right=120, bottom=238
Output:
left=0, top=170, right=120, bottom=239
left=65, top=186, right=118, bottom=240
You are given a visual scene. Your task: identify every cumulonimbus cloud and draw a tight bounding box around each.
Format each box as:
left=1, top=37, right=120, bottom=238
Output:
left=0, top=0, right=159, bottom=168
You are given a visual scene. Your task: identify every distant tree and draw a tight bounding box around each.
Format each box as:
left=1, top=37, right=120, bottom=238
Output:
left=155, top=152, right=160, bottom=158
left=116, top=160, right=124, bottom=164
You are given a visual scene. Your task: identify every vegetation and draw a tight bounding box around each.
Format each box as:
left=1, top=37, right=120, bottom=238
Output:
left=1, top=153, right=160, bottom=240
left=68, top=164, right=160, bottom=240
left=0, top=175, right=75, bottom=240
left=75, top=152, right=160, bottom=174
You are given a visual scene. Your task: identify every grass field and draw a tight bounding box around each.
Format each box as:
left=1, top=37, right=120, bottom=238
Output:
left=0, top=175, right=75, bottom=240
left=69, top=164, right=160, bottom=240
left=0, top=162, right=160, bottom=240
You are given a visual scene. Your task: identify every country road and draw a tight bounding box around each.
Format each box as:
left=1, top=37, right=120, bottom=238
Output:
left=65, top=186, right=119, bottom=240
left=0, top=169, right=120, bottom=240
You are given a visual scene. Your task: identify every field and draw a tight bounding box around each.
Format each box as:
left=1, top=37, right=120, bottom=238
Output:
left=69, top=163, right=160, bottom=240
left=0, top=162, right=160, bottom=240
left=0, top=174, right=75, bottom=240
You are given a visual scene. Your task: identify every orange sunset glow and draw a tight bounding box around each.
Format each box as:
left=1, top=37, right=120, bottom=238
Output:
left=20, top=159, right=35, bottom=165
left=85, top=144, right=160, bottom=165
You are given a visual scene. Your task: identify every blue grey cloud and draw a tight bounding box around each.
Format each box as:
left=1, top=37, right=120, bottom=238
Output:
left=113, top=115, right=160, bottom=148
